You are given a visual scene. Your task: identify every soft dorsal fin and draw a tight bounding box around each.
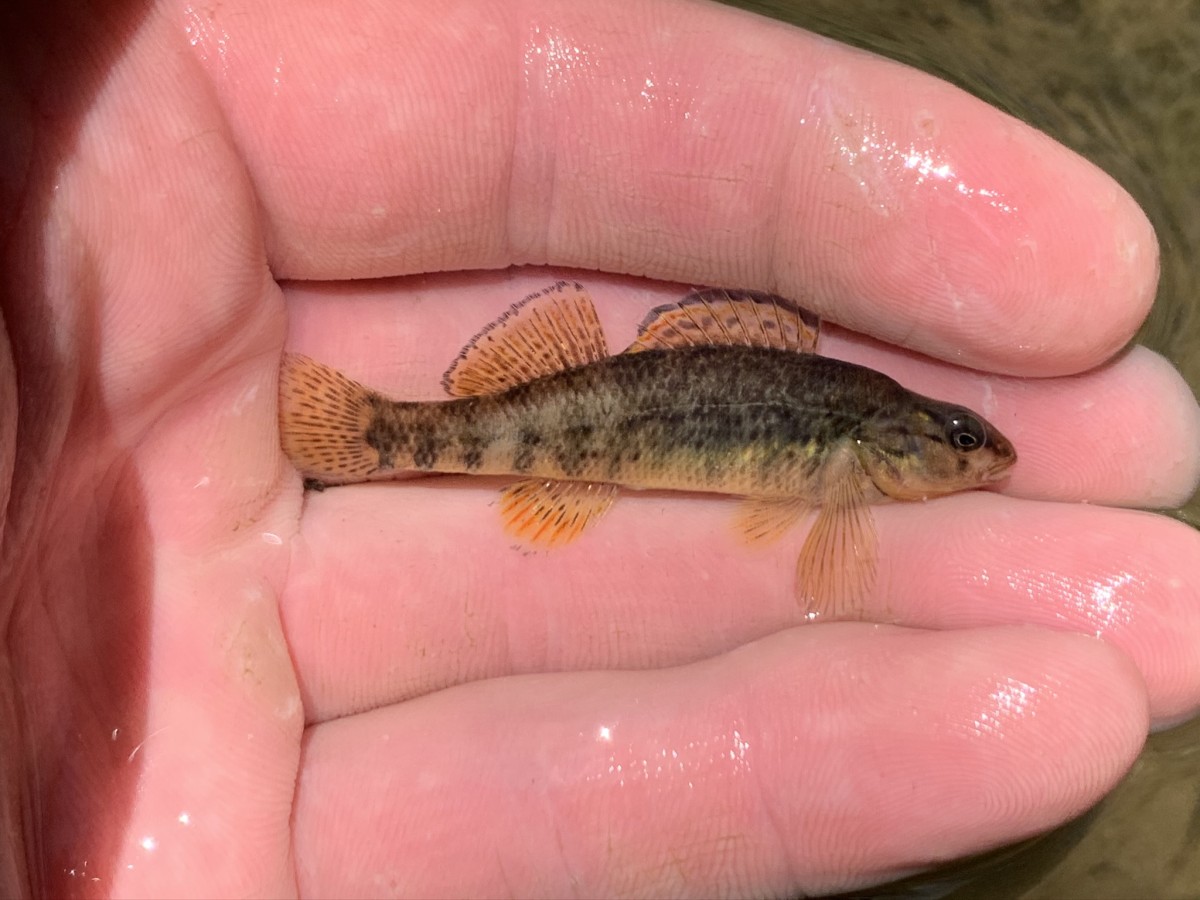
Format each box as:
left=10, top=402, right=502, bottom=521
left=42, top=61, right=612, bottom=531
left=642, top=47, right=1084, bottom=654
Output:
left=623, top=288, right=820, bottom=355
left=442, top=281, right=609, bottom=397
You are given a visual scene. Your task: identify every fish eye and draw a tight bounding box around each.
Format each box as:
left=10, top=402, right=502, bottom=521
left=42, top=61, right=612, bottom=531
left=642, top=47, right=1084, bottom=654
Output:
left=947, top=413, right=987, bottom=451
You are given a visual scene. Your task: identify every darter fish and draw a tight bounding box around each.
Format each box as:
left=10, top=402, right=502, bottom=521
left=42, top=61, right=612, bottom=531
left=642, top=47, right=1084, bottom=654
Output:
left=279, top=281, right=1016, bottom=618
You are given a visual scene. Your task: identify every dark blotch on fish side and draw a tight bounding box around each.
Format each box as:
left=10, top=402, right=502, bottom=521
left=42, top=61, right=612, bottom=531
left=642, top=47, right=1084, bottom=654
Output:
left=460, top=438, right=486, bottom=472
left=365, top=397, right=400, bottom=469
left=513, top=429, right=541, bottom=473
left=553, top=423, right=600, bottom=478
left=413, top=435, right=442, bottom=470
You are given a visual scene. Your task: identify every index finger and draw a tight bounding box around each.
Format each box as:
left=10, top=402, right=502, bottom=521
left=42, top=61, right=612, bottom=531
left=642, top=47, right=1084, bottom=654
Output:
left=190, top=0, right=1157, bottom=375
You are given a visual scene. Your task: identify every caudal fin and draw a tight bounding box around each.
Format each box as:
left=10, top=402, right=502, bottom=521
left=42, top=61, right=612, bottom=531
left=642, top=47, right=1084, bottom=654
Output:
left=278, top=354, right=381, bottom=483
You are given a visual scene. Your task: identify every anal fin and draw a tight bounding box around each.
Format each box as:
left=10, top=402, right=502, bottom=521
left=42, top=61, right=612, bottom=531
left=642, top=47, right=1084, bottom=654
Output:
left=498, top=479, right=619, bottom=548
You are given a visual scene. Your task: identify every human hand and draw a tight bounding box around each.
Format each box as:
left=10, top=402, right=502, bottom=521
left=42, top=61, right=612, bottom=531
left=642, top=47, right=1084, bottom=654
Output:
left=3, top=1, right=1199, bottom=898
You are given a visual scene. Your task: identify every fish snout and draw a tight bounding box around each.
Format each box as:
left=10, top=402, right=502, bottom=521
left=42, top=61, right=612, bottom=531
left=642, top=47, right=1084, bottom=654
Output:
left=981, top=430, right=1018, bottom=483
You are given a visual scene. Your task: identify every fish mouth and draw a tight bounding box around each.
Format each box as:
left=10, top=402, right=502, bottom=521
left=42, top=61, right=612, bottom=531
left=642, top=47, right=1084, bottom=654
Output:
left=980, top=454, right=1017, bottom=484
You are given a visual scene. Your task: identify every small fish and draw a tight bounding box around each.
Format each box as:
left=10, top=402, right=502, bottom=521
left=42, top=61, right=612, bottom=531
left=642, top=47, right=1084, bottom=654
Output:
left=279, top=281, right=1016, bottom=618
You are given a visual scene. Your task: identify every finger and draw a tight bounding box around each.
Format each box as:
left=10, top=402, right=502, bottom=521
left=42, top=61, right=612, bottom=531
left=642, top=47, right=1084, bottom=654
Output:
left=292, top=626, right=1148, bottom=898
left=282, top=270, right=1200, bottom=508
left=283, top=482, right=1200, bottom=725
left=84, top=363, right=304, bottom=897
left=823, top=336, right=1200, bottom=509
left=872, top=495, right=1200, bottom=727
left=4, top=5, right=302, bottom=897
left=196, top=0, right=1157, bottom=374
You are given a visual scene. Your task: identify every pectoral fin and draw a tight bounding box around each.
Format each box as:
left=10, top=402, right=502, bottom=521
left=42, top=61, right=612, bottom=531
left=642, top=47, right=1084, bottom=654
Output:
left=499, top=479, right=619, bottom=547
left=795, top=457, right=878, bottom=620
left=624, top=288, right=820, bottom=354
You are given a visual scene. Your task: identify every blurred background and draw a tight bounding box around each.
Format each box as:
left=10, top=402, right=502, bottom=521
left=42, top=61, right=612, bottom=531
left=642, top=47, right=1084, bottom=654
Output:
left=721, top=2, right=1200, bottom=897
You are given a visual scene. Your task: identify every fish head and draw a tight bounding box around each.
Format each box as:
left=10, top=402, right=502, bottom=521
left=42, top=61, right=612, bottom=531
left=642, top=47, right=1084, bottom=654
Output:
left=854, top=399, right=1017, bottom=501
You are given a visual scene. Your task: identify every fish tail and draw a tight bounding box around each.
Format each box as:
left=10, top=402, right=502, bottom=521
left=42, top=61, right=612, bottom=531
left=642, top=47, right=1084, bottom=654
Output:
left=278, top=354, right=382, bottom=483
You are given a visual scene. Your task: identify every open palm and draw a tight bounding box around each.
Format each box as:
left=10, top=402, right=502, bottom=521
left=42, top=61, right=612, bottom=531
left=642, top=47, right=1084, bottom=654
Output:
left=4, top=1, right=1199, bottom=897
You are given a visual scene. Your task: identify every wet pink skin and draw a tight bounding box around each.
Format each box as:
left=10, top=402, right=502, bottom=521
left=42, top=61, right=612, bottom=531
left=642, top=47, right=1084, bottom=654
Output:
left=1, top=1, right=1197, bottom=898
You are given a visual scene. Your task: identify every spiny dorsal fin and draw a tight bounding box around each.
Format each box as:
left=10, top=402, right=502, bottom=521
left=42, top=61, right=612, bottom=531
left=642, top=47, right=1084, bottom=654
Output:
left=278, top=354, right=382, bottom=483
left=498, top=478, right=619, bottom=547
left=623, top=288, right=820, bottom=355
left=442, top=281, right=609, bottom=397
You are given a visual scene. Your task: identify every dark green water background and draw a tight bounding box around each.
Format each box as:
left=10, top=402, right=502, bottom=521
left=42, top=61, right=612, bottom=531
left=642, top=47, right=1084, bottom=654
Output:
left=721, top=2, right=1200, bottom=897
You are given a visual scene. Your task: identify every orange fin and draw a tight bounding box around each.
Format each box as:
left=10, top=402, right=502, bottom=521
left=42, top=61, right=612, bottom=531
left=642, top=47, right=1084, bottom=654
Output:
left=278, top=354, right=381, bottom=482
left=795, top=449, right=878, bottom=620
left=623, top=288, right=820, bottom=354
left=498, top=478, right=619, bottom=547
left=442, top=281, right=609, bottom=397
left=734, top=497, right=808, bottom=544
